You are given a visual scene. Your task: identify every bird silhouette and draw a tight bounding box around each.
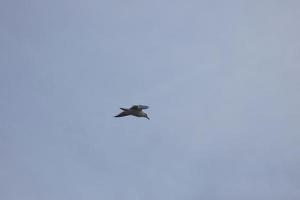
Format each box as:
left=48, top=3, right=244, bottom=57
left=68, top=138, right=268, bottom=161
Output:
left=114, top=105, right=150, bottom=120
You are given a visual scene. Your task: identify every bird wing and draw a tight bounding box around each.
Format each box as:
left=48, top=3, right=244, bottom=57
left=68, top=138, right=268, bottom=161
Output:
left=130, top=105, right=149, bottom=111
left=114, top=111, right=130, bottom=117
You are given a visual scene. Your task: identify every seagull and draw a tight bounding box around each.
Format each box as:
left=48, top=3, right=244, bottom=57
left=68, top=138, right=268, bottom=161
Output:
left=114, top=105, right=150, bottom=120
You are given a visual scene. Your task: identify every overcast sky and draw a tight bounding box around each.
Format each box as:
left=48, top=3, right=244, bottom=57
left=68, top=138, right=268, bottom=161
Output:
left=1, top=0, right=300, bottom=199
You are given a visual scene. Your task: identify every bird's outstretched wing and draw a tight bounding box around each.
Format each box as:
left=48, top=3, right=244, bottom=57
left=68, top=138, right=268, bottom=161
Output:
left=130, top=105, right=149, bottom=111
left=114, top=111, right=130, bottom=117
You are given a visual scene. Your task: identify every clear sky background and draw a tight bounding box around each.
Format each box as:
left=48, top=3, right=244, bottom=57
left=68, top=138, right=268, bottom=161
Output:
left=1, top=0, right=300, bottom=199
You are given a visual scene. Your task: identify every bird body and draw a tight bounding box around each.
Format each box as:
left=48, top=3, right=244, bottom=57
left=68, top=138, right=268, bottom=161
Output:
left=115, top=105, right=150, bottom=120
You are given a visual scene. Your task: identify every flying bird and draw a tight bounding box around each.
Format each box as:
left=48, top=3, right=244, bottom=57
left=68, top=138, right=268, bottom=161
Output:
left=114, top=105, right=150, bottom=120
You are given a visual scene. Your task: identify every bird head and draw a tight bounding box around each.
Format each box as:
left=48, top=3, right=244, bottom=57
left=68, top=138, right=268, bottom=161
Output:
left=144, top=114, right=150, bottom=120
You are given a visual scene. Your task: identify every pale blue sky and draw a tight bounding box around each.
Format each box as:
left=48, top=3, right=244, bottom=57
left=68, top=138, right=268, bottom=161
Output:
left=1, top=0, right=300, bottom=199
